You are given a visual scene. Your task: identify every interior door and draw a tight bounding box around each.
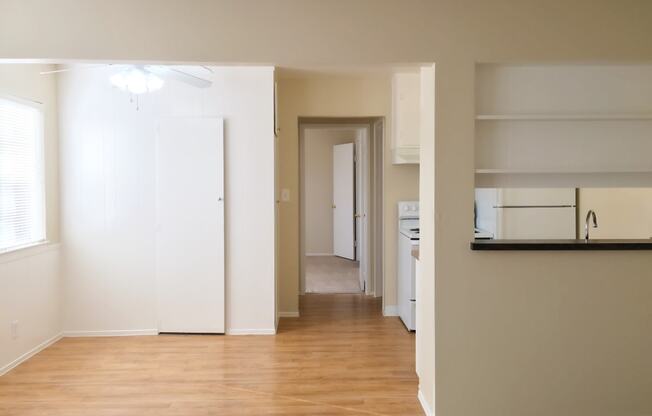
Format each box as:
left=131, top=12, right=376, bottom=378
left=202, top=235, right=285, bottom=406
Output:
left=333, top=143, right=355, bottom=260
left=156, top=117, right=224, bottom=333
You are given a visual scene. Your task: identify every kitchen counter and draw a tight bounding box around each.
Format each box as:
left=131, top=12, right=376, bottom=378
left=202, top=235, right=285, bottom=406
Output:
left=411, top=245, right=419, bottom=260
left=471, top=239, right=652, bottom=251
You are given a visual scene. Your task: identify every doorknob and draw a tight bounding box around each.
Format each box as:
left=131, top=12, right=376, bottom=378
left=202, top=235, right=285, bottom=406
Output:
left=332, top=204, right=336, bottom=209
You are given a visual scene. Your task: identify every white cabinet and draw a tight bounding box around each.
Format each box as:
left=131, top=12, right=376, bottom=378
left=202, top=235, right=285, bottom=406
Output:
left=392, top=72, right=420, bottom=164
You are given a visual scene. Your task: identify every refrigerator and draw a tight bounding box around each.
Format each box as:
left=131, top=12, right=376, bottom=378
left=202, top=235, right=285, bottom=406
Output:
left=475, top=188, right=577, bottom=239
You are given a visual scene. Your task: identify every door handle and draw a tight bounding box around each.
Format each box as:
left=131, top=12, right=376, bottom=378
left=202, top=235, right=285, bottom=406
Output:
left=332, top=204, right=336, bottom=209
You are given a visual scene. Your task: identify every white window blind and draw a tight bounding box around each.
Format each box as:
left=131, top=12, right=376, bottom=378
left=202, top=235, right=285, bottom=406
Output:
left=0, top=96, right=46, bottom=252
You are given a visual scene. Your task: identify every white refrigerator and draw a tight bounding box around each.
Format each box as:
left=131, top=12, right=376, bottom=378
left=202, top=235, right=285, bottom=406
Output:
left=475, top=188, right=577, bottom=239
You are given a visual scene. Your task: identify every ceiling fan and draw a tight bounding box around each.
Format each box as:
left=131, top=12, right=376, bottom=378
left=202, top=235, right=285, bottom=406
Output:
left=40, top=64, right=213, bottom=94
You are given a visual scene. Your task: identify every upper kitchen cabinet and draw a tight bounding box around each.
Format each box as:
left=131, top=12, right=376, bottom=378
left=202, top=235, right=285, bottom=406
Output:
left=392, top=72, right=420, bottom=164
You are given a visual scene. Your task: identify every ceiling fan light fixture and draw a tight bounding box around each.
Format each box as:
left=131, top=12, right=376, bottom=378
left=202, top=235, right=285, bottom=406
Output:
left=110, top=67, right=164, bottom=94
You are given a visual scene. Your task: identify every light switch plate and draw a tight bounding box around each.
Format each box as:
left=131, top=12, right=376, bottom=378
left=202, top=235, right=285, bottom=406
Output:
left=281, top=188, right=290, bottom=202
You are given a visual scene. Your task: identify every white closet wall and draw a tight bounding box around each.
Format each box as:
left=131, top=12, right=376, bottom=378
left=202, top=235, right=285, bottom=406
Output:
left=58, top=66, right=276, bottom=335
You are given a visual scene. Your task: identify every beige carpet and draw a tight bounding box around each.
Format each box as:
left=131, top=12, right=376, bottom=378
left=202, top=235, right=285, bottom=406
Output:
left=305, top=256, right=362, bottom=293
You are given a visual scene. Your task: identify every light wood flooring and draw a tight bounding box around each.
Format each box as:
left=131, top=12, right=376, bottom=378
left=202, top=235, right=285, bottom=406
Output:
left=0, top=294, right=421, bottom=415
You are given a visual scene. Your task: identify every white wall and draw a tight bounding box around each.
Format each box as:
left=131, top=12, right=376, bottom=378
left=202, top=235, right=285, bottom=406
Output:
left=303, top=127, right=359, bottom=255
left=0, top=246, right=61, bottom=375
left=416, top=65, right=436, bottom=412
left=0, top=64, right=62, bottom=375
left=58, top=65, right=276, bottom=335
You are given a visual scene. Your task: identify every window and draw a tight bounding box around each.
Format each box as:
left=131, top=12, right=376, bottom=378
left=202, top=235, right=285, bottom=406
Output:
left=0, top=96, right=46, bottom=252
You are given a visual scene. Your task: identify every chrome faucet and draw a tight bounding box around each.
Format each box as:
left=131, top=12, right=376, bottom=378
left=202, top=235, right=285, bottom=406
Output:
left=584, top=210, right=598, bottom=241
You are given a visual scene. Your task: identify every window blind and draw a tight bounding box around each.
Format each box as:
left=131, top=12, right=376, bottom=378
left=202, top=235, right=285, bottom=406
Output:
left=0, top=96, right=46, bottom=252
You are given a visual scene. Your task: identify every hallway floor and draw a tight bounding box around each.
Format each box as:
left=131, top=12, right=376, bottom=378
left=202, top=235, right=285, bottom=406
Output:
left=305, top=255, right=362, bottom=293
left=0, top=294, right=420, bottom=416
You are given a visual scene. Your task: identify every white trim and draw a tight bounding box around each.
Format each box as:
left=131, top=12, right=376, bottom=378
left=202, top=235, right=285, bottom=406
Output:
left=0, top=241, right=58, bottom=264
left=383, top=305, right=399, bottom=316
left=63, top=329, right=158, bottom=337
left=278, top=311, right=300, bottom=318
left=418, top=389, right=434, bottom=416
left=0, top=93, right=44, bottom=108
left=305, top=253, right=334, bottom=257
left=0, top=333, right=62, bottom=376
left=226, top=328, right=277, bottom=335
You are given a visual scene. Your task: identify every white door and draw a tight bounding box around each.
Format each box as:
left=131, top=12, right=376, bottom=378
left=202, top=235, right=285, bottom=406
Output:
left=333, top=143, right=355, bottom=260
left=156, top=117, right=225, bottom=333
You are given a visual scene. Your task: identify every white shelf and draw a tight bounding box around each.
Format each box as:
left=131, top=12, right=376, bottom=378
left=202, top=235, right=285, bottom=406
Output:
left=475, top=114, right=652, bottom=121
left=475, top=168, right=652, bottom=174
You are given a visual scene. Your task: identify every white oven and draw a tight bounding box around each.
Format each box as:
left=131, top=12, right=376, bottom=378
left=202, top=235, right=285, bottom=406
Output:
left=397, top=201, right=419, bottom=331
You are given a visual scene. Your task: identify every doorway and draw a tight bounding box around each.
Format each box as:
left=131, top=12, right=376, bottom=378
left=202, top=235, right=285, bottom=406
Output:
left=299, top=118, right=384, bottom=295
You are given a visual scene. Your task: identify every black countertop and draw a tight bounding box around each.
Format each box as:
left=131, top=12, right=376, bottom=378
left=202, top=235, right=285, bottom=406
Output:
left=471, top=239, right=652, bottom=251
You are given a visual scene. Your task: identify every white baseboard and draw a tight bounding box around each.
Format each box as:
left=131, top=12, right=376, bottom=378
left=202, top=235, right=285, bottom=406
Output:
left=0, top=332, right=63, bottom=376
left=383, top=305, right=399, bottom=316
left=226, top=328, right=276, bottom=335
left=305, top=253, right=334, bottom=256
left=278, top=311, right=300, bottom=318
left=63, top=329, right=158, bottom=337
left=418, top=388, right=434, bottom=416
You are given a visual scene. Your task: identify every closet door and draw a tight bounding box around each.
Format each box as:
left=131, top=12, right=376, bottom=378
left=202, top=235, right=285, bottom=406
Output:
left=156, top=117, right=224, bottom=333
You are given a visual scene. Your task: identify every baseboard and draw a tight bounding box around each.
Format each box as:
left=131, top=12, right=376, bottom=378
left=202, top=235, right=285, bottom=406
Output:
left=226, top=328, right=276, bottom=335
left=418, top=388, right=434, bottom=416
left=0, top=332, right=63, bottom=376
left=63, top=329, right=158, bottom=337
left=383, top=305, right=399, bottom=316
left=305, top=253, right=334, bottom=256
left=278, top=311, right=300, bottom=318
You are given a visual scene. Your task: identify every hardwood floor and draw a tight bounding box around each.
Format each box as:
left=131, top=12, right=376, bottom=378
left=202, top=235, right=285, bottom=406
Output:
left=0, top=294, right=421, bottom=415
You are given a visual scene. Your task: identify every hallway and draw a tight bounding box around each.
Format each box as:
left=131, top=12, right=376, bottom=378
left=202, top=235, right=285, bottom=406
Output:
left=0, top=294, right=420, bottom=416
left=305, top=256, right=362, bottom=293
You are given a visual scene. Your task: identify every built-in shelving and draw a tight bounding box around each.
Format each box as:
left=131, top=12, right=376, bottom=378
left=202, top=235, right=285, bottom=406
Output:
left=476, top=168, right=652, bottom=175
left=476, top=114, right=652, bottom=121
left=475, top=64, right=652, bottom=187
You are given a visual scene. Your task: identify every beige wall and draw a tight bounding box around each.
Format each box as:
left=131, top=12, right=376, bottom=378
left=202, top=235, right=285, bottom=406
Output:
left=303, top=127, right=357, bottom=255
left=3, top=1, right=652, bottom=415
left=0, top=64, right=59, bottom=243
left=277, top=73, right=419, bottom=313
left=578, top=188, right=652, bottom=239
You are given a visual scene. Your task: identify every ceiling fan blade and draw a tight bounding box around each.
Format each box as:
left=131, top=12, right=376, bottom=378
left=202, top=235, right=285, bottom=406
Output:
left=40, top=63, right=112, bottom=75
left=146, top=65, right=212, bottom=89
